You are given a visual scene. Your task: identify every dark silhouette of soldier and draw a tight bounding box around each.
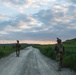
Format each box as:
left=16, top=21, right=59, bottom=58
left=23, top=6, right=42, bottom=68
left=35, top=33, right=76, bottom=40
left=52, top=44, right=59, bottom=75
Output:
left=15, top=40, right=21, bottom=57
left=55, top=38, right=65, bottom=71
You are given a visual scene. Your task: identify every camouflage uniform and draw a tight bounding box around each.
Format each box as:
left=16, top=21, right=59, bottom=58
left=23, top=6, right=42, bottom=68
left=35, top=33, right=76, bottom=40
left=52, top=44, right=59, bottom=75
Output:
left=55, top=38, right=64, bottom=70
left=16, top=40, right=21, bottom=57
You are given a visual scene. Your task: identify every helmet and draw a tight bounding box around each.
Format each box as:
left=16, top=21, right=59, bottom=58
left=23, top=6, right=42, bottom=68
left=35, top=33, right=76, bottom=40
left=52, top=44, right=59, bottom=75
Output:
left=17, top=40, right=19, bottom=42
left=57, top=38, right=61, bottom=43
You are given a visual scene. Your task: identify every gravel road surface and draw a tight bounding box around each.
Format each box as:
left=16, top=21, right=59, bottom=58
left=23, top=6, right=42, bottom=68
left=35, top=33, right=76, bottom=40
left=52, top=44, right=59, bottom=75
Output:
left=0, top=46, right=76, bottom=75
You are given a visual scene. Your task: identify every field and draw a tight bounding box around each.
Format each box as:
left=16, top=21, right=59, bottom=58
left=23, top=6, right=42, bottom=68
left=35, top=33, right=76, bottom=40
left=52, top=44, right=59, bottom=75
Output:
left=63, top=39, right=76, bottom=71
left=0, top=44, right=26, bottom=59
left=33, top=38, right=76, bottom=71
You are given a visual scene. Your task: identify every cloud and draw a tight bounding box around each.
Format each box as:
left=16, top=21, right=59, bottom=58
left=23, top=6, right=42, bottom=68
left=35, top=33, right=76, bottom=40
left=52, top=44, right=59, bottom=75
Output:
left=35, top=3, right=76, bottom=25
left=0, top=0, right=27, bottom=5
left=0, top=0, right=76, bottom=43
left=69, top=0, right=76, bottom=3
left=0, top=14, right=14, bottom=21
left=0, top=0, right=56, bottom=14
left=0, top=12, right=55, bottom=41
left=0, top=13, right=43, bottom=36
left=0, top=0, right=56, bottom=5
left=33, top=3, right=76, bottom=40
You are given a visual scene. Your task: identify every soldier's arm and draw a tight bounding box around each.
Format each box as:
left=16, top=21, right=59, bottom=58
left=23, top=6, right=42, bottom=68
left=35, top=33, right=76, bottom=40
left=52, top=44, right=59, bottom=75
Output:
left=19, top=44, right=21, bottom=49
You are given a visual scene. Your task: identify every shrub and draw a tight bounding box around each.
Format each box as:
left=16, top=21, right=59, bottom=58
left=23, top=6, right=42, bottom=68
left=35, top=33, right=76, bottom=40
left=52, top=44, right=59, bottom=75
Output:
left=63, top=54, right=76, bottom=71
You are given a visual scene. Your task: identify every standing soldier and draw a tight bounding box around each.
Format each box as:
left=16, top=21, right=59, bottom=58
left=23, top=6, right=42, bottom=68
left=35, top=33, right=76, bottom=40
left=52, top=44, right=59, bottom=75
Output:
left=15, top=40, right=21, bottom=57
left=55, top=38, right=64, bottom=71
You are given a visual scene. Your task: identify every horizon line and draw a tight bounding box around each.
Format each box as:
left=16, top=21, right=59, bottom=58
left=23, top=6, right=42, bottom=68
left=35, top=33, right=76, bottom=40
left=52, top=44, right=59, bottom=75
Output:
left=0, top=40, right=56, bottom=45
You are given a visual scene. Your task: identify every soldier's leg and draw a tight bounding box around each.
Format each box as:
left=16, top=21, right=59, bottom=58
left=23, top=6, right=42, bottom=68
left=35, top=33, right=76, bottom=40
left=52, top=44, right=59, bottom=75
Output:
left=19, top=50, right=20, bottom=56
left=16, top=50, right=18, bottom=56
left=60, top=55, right=63, bottom=68
left=58, top=53, right=62, bottom=71
left=56, top=53, right=59, bottom=61
left=58, top=54, right=63, bottom=71
left=17, top=50, right=20, bottom=57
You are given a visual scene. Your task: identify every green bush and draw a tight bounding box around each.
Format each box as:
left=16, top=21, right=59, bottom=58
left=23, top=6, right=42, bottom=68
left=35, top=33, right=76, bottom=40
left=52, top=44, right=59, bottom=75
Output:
left=0, top=52, right=5, bottom=58
left=63, top=54, right=76, bottom=71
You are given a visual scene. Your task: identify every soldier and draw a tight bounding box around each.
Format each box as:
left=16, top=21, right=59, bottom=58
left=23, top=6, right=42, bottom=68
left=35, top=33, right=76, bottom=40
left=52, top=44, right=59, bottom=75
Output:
left=15, top=40, right=21, bottom=57
left=55, top=38, right=64, bottom=71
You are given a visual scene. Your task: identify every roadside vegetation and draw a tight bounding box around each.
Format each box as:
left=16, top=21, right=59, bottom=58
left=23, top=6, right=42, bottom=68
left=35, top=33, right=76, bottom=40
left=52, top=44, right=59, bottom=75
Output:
left=33, top=38, right=76, bottom=71
left=0, top=38, right=76, bottom=71
left=0, top=44, right=27, bottom=59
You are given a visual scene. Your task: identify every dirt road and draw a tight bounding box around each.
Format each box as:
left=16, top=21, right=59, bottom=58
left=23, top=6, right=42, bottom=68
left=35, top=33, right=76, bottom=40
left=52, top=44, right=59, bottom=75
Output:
left=0, top=46, right=76, bottom=75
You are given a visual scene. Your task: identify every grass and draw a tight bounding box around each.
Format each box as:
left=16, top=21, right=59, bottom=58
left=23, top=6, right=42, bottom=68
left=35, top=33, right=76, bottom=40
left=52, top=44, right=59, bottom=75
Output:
left=33, top=39, right=76, bottom=71
left=33, top=45, right=55, bottom=59
left=0, top=44, right=27, bottom=59
left=0, top=46, right=14, bottom=58
left=63, top=41, right=76, bottom=71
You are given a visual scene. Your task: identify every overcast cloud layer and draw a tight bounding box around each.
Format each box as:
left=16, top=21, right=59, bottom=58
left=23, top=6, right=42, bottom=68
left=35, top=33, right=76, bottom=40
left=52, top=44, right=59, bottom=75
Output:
left=0, top=0, right=76, bottom=44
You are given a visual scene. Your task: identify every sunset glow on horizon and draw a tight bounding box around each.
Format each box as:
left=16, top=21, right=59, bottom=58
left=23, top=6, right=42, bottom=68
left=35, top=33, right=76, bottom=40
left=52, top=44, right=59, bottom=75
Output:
left=0, top=40, right=56, bottom=44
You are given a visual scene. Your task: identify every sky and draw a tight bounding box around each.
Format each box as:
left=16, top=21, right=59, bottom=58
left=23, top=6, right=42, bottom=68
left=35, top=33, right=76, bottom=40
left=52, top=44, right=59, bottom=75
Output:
left=0, top=0, right=76, bottom=44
